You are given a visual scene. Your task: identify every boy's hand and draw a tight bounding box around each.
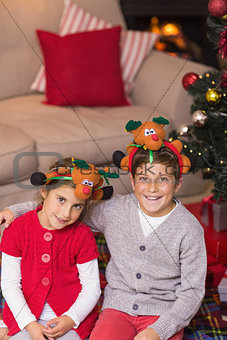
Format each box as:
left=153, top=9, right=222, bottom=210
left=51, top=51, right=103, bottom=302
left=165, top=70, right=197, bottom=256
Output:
left=42, top=315, right=75, bottom=338
left=134, top=328, right=160, bottom=340
left=25, top=321, right=51, bottom=340
left=0, top=209, right=15, bottom=228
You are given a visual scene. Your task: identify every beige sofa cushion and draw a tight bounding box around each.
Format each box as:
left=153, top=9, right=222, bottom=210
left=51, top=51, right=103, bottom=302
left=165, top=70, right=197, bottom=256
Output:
left=0, top=94, right=173, bottom=171
left=0, top=0, right=126, bottom=100
left=0, top=123, right=37, bottom=185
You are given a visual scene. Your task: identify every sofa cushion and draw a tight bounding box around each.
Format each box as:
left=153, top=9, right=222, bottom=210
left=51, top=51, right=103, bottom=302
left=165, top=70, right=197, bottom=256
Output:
left=0, top=0, right=126, bottom=100
left=37, top=27, right=129, bottom=106
left=0, top=123, right=37, bottom=186
left=31, top=0, right=158, bottom=98
left=0, top=94, right=173, bottom=171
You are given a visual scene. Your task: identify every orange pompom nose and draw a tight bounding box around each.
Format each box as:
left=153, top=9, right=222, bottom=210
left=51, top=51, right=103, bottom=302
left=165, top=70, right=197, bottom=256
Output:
left=83, top=186, right=91, bottom=195
left=152, top=134, right=158, bottom=141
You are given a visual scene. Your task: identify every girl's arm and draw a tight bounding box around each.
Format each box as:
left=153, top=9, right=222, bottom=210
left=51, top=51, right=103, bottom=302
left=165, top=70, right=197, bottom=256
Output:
left=42, top=258, right=101, bottom=338
left=0, top=201, right=37, bottom=227
left=1, top=253, right=37, bottom=329
left=64, top=258, right=101, bottom=325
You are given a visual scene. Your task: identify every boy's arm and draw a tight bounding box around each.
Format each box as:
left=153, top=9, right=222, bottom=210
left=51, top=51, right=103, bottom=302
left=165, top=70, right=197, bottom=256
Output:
left=83, top=200, right=109, bottom=233
left=7, top=201, right=37, bottom=219
left=0, top=201, right=37, bottom=227
left=149, top=224, right=207, bottom=340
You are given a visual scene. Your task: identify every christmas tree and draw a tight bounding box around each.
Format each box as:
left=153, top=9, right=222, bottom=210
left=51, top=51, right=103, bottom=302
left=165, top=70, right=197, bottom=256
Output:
left=169, top=0, right=227, bottom=200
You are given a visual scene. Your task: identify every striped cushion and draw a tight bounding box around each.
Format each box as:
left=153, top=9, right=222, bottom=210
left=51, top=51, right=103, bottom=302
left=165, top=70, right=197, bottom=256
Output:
left=31, top=0, right=157, bottom=97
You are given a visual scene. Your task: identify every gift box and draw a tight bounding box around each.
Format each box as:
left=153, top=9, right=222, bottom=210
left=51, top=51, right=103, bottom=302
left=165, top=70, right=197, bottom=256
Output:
left=203, top=226, right=227, bottom=261
left=200, top=195, right=214, bottom=227
left=213, top=200, right=227, bottom=232
left=218, top=269, right=227, bottom=302
left=200, top=195, right=227, bottom=232
left=206, top=264, right=226, bottom=287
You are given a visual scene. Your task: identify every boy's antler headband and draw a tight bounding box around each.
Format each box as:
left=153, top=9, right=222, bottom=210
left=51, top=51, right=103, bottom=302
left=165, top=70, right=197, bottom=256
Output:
left=30, top=158, right=119, bottom=201
left=113, top=117, right=191, bottom=177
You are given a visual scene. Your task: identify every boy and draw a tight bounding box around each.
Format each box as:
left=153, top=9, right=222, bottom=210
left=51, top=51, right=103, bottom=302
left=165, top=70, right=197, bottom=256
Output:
left=0, top=147, right=207, bottom=340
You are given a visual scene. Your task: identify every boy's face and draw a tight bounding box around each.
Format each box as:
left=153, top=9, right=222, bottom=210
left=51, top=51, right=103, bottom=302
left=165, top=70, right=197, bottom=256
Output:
left=130, top=162, right=182, bottom=217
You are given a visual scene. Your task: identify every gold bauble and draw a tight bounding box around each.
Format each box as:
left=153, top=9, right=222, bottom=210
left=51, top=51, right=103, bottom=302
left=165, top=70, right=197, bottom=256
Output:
left=205, top=88, right=222, bottom=105
left=221, top=14, right=227, bottom=20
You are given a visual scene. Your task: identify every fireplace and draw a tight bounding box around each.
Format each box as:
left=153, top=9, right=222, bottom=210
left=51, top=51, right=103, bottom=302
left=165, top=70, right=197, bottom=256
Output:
left=120, top=0, right=218, bottom=67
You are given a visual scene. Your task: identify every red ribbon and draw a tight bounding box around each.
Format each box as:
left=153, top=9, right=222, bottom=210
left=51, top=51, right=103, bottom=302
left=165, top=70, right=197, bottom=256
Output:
left=128, top=147, right=139, bottom=173
left=163, top=141, right=184, bottom=177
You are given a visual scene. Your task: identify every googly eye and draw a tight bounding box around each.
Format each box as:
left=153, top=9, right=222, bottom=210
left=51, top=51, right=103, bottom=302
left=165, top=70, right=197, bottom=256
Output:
left=144, top=128, right=151, bottom=136
left=150, top=129, right=156, bottom=134
left=82, top=179, right=89, bottom=186
left=82, top=179, right=93, bottom=187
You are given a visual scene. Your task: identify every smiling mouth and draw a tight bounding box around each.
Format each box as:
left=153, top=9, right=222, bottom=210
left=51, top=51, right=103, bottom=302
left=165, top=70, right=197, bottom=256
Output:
left=55, top=216, right=68, bottom=224
left=145, top=196, right=161, bottom=201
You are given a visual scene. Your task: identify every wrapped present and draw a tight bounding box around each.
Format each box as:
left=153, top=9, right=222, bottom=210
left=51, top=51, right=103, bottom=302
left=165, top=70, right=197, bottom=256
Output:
left=218, top=269, right=227, bottom=302
left=200, top=195, right=215, bottom=227
left=200, top=195, right=227, bottom=231
left=206, top=264, right=226, bottom=287
left=204, top=227, right=227, bottom=261
left=213, top=200, right=227, bottom=232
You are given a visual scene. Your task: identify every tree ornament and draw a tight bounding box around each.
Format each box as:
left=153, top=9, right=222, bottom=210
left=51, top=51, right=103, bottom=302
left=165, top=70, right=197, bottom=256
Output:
left=221, top=14, right=227, bottom=20
left=177, top=124, right=191, bottom=136
left=205, top=88, right=222, bottom=104
left=208, top=0, right=227, bottom=17
left=182, top=72, right=199, bottom=90
left=218, top=27, right=227, bottom=58
left=192, top=110, right=208, bottom=127
left=220, top=71, right=227, bottom=87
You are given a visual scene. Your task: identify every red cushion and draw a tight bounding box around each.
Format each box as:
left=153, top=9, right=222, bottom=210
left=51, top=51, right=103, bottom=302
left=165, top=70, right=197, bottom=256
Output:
left=37, top=27, right=129, bottom=106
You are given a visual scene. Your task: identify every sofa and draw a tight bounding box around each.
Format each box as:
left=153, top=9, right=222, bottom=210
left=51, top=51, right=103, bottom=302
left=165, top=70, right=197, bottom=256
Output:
left=0, top=0, right=213, bottom=210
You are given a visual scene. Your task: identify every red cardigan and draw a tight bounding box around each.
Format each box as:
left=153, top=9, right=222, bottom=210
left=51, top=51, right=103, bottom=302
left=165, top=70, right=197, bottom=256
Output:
left=0, top=208, right=98, bottom=339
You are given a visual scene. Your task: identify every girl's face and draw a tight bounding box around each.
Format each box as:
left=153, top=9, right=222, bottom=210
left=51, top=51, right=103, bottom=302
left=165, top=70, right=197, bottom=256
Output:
left=130, top=162, right=182, bottom=217
left=38, top=185, right=86, bottom=230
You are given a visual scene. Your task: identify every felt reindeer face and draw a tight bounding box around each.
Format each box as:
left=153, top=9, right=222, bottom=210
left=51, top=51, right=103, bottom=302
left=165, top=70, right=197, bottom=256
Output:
left=125, top=117, right=169, bottom=151
left=71, top=162, right=106, bottom=200
left=113, top=116, right=191, bottom=177
left=30, top=159, right=119, bottom=201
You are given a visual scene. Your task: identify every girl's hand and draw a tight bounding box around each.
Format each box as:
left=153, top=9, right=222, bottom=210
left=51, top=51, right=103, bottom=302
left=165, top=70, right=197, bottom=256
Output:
left=134, top=328, right=160, bottom=340
left=0, top=209, right=15, bottom=228
left=25, top=321, right=51, bottom=340
left=42, top=315, right=76, bottom=338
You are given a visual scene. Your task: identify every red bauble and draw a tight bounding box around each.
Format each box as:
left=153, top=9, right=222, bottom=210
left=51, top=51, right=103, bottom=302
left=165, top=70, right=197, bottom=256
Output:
left=220, top=71, right=227, bottom=87
left=182, top=72, right=199, bottom=90
left=208, top=0, right=227, bottom=17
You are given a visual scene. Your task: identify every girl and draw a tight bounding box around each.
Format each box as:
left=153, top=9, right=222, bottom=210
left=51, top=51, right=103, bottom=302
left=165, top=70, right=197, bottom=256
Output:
left=0, top=158, right=102, bottom=340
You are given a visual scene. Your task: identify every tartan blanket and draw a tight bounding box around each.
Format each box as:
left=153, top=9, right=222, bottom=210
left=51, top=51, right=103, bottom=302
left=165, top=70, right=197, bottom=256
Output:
left=183, top=287, right=227, bottom=339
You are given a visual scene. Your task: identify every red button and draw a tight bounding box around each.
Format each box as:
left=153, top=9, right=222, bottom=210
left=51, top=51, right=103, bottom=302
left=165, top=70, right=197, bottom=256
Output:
left=41, top=254, right=50, bottom=263
left=41, top=277, right=50, bottom=286
left=44, top=232, right=52, bottom=241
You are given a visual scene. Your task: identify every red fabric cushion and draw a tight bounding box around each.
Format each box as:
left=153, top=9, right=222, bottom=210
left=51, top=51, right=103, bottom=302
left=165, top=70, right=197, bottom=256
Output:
left=37, top=27, right=129, bottom=106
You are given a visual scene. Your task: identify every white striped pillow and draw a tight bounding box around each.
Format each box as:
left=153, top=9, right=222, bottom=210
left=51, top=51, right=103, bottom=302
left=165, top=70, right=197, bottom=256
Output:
left=31, top=0, right=158, bottom=96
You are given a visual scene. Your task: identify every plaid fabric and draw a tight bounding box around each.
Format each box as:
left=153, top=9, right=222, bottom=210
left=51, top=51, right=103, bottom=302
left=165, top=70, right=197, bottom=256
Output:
left=183, top=288, right=227, bottom=339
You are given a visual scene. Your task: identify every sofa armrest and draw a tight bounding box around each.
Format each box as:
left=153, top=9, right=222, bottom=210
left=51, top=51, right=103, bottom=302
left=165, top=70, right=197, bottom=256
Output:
left=131, top=51, right=214, bottom=129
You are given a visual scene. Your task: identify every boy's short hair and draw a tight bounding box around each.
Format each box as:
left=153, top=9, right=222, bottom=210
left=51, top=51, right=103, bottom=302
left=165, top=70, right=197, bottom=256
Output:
left=131, top=147, right=180, bottom=181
